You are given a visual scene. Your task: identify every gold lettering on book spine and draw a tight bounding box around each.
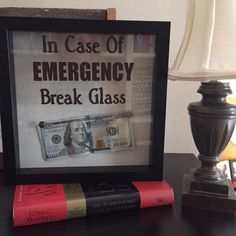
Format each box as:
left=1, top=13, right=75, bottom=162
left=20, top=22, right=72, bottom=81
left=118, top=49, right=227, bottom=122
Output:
left=64, top=184, right=86, bottom=218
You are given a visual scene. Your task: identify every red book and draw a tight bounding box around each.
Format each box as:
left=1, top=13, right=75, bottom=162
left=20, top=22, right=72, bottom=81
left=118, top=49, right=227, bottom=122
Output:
left=13, top=181, right=174, bottom=227
left=232, top=180, right=236, bottom=188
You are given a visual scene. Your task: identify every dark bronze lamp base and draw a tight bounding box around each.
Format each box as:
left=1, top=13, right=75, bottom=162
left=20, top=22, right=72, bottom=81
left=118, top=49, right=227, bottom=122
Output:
left=184, top=81, right=236, bottom=214
left=182, top=173, right=236, bottom=214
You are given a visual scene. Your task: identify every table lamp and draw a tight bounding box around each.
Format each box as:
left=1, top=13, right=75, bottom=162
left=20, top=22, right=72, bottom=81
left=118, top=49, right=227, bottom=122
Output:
left=169, top=0, right=236, bottom=213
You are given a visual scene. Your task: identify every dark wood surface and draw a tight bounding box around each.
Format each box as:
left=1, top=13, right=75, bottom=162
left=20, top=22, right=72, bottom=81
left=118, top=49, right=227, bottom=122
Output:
left=1, top=153, right=236, bottom=236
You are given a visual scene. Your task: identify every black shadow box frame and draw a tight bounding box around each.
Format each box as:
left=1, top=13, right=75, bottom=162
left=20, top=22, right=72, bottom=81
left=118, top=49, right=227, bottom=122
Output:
left=0, top=17, right=170, bottom=184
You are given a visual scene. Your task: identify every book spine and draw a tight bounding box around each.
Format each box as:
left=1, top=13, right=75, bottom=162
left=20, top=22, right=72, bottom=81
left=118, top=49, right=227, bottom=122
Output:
left=232, top=180, right=236, bottom=189
left=132, top=181, right=174, bottom=208
left=13, top=184, right=68, bottom=227
left=83, top=183, right=140, bottom=216
left=13, top=181, right=174, bottom=227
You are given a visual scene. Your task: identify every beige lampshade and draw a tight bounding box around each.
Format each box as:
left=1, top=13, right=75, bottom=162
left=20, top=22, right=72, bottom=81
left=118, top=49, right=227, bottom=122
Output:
left=169, top=0, right=236, bottom=81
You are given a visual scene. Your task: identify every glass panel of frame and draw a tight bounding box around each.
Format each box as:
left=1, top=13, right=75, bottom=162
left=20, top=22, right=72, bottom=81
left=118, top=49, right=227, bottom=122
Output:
left=12, top=31, right=155, bottom=168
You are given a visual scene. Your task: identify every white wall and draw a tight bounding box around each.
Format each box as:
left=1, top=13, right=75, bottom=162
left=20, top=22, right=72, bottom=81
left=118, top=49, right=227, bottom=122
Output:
left=0, top=0, right=200, bottom=154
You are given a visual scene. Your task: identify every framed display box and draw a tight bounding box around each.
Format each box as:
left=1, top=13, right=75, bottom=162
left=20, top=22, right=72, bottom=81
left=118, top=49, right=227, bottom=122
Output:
left=0, top=17, right=170, bottom=184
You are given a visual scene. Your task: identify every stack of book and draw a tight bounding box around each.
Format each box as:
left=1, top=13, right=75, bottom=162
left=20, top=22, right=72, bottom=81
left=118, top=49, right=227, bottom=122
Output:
left=13, top=180, right=174, bottom=227
left=219, top=96, right=236, bottom=188
left=218, top=140, right=236, bottom=188
left=218, top=157, right=236, bottom=188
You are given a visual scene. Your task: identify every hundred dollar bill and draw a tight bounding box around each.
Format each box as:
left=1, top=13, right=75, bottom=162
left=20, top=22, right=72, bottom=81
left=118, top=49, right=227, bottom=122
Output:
left=38, top=112, right=133, bottom=160
left=38, top=116, right=93, bottom=160
left=89, top=111, right=133, bottom=152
